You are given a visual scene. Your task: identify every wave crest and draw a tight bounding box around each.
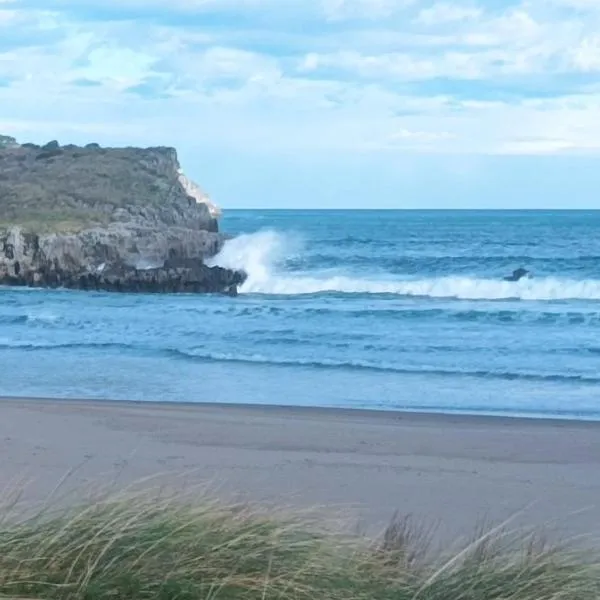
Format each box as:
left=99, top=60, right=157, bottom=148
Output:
left=210, top=230, right=600, bottom=301
left=168, top=348, right=600, bottom=384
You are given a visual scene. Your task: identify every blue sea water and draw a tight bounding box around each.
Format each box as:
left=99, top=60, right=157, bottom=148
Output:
left=2, top=210, right=600, bottom=419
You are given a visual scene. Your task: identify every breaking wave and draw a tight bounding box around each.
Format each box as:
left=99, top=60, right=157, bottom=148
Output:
left=0, top=313, right=60, bottom=325
left=210, top=230, right=600, bottom=301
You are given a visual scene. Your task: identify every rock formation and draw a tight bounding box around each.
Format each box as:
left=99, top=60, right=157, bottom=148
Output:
left=0, top=138, right=245, bottom=294
left=504, top=268, right=530, bottom=282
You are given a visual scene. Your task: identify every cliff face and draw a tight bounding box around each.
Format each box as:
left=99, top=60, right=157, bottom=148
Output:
left=0, top=139, right=244, bottom=294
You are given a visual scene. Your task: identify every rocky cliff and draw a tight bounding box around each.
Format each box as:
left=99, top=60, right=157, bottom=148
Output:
left=0, top=138, right=245, bottom=294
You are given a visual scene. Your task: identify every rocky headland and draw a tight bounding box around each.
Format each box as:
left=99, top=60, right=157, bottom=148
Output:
left=0, top=135, right=245, bottom=295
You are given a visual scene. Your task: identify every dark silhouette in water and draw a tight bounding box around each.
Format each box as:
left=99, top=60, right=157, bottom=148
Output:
left=504, top=268, right=530, bottom=282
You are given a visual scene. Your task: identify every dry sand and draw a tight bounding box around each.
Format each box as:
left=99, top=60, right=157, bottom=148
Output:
left=1, top=398, right=600, bottom=544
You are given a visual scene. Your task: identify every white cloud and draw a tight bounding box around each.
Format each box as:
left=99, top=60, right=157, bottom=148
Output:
left=1, top=0, right=600, bottom=159
left=0, top=5, right=58, bottom=27
left=498, top=138, right=578, bottom=154
left=323, top=0, right=414, bottom=21
left=38, top=0, right=266, bottom=12
left=552, top=0, right=600, bottom=9
left=296, top=2, right=600, bottom=84
left=297, top=45, right=548, bottom=81
left=0, top=11, right=16, bottom=24
left=177, top=47, right=281, bottom=83
left=570, top=36, right=600, bottom=71
left=415, top=3, right=483, bottom=26
left=75, top=46, right=157, bottom=87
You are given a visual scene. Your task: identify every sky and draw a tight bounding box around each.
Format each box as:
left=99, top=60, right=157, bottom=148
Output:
left=1, top=0, right=600, bottom=209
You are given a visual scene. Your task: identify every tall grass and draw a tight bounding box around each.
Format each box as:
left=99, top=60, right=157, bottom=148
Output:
left=0, top=485, right=597, bottom=600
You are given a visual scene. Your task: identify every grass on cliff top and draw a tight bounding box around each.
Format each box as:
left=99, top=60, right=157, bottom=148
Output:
left=0, top=485, right=597, bottom=600
left=0, top=145, right=177, bottom=234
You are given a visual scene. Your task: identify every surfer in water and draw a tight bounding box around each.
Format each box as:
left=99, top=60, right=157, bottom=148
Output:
left=504, top=267, right=530, bottom=282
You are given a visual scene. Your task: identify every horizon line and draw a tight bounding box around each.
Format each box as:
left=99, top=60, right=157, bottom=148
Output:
left=220, top=207, right=600, bottom=211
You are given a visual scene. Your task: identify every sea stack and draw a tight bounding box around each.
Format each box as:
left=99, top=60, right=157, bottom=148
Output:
left=0, top=137, right=246, bottom=294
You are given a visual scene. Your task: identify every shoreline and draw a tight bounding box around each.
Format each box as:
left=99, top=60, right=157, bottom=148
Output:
left=3, top=395, right=600, bottom=427
left=2, top=396, right=600, bottom=543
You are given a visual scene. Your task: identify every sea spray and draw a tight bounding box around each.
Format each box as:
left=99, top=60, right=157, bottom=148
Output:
left=207, top=230, right=301, bottom=293
left=210, top=231, right=600, bottom=301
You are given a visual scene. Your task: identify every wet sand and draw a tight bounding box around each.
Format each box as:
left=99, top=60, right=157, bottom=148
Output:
left=1, top=398, right=600, bottom=544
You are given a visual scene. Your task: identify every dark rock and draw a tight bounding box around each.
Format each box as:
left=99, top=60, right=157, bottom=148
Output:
left=42, top=140, right=60, bottom=151
left=223, top=284, right=239, bottom=297
left=504, top=268, right=530, bottom=282
left=36, top=148, right=64, bottom=160
left=0, top=226, right=246, bottom=295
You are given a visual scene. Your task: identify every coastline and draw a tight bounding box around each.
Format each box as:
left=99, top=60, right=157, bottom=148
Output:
left=4, top=394, right=600, bottom=426
left=2, top=396, right=600, bottom=544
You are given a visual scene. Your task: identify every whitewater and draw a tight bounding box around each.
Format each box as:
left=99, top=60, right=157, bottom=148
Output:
left=209, top=230, right=600, bottom=301
left=1, top=209, right=600, bottom=419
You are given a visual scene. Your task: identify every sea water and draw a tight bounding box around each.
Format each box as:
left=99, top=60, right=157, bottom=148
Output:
left=1, top=210, right=600, bottom=419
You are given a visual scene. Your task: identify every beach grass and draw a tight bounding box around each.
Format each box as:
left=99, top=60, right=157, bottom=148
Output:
left=0, top=486, right=597, bottom=600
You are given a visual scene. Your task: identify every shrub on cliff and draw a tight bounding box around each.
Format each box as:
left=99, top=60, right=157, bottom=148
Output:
left=0, top=134, right=17, bottom=148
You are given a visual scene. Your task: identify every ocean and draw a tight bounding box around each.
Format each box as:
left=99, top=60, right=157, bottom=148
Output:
left=1, top=210, right=600, bottom=420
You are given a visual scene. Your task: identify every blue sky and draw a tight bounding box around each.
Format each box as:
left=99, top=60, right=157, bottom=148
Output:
left=1, top=0, right=600, bottom=208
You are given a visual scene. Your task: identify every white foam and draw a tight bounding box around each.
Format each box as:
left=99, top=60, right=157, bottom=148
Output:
left=209, top=230, right=600, bottom=301
left=26, top=313, right=59, bottom=324
left=207, top=230, right=299, bottom=289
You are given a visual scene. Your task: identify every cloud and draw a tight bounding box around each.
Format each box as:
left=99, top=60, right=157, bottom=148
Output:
left=1, top=0, right=600, bottom=164
left=415, top=3, right=483, bottom=26
left=570, top=35, right=600, bottom=71
left=323, top=0, right=416, bottom=21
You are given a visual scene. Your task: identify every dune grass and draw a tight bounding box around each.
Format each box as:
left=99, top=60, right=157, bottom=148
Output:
left=0, top=486, right=597, bottom=600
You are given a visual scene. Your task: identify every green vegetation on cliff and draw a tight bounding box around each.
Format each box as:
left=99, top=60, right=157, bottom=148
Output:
left=0, top=134, right=17, bottom=148
left=0, top=138, right=215, bottom=234
left=0, top=487, right=597, bottom=600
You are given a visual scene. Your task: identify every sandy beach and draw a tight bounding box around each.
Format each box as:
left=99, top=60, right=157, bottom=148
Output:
left=1, top=398, right=600, bottom=544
